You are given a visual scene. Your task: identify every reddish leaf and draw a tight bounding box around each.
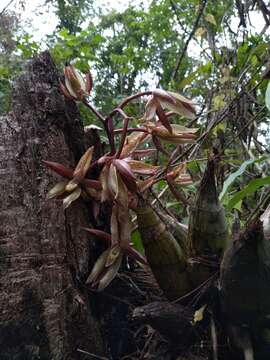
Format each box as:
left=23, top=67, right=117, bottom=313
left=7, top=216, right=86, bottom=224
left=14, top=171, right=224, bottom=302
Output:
left=156, top=102, right=173, bottom=133
left=82, top=227, right=111, bottom=245
left=42, top=160, right=73, bottom=179
left=125, top=246, right=148, bottom=265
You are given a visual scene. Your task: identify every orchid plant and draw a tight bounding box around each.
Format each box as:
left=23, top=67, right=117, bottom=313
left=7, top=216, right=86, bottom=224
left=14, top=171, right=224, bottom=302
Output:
left=43, top=65, right=198, bottom=291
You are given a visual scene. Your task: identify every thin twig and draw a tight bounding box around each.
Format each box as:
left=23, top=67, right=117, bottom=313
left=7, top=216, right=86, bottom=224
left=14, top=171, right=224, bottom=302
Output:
left=170, top=0, right=215, bottom=64
left=171, top=0, right=208, bottom=81
left=83, top=99, right=105, bottom=123
left=77, top=348, right=108, bottom=360
left=119, top=91, right=152, bottom=109
left=0, top=0, right=15, bottom=16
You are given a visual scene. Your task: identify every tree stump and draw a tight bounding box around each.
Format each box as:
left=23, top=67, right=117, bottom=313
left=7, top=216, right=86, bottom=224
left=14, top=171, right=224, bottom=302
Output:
left=0, top=52, right=106, bottom=359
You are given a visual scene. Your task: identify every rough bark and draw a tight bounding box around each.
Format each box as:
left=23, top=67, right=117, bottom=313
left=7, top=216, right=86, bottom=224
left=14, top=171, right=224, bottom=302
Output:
left=0, top=52, right=105, bottom=359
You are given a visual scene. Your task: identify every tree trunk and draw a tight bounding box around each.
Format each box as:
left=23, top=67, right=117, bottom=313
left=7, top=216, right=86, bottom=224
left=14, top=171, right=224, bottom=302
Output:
left=0, top=52, right=106, bottom=359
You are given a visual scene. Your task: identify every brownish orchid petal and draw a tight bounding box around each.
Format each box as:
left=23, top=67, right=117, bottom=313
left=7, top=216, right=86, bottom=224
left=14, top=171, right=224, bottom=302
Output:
left=86, top=249, right=110, bottom=284
left=167, top=162, right=186, bottom=179
left=82, top=227, right=111, bottom=245
left=113, top=159, right=137, bottom=193
left=107, top=163, right=119, bottom=200
left=167, top=162, right=192, bottom=185
left=73, top=146, right=94, bottom=180
left=97, top=253, right=123, bottom=291
left=152, top=89, right=177, bottom=104
left=160, top=91, right=196, bottom=120
left=85, top=72, right=93, bottom=93
left=63, top=186, right=81, bottom=209
left=149, top=124, right=198, bottom=144
left=121, top=131, right=150, bottom=159
left=81, top=178, right=102, bottom=191
left=64, top=65, right=90, bottom=100
left=144, top=96, right=158, bottom=121
left=59, top=82, right=76, bottom=101
left=100, top=164, right=112, bottom=202
left=126, top=159, right=159, bottom=175
left=117, top=205, right=131, bottom=248
left=137, top=177, right=155, bottom=192
left=131, top=148, right=156, bottom=159
left=105, top=244, right=121, bottom=267
left=83, top=227, right=147, bottom=265
left=47, top=181, right=67, bottom=199
left=155, top=102, right=173, bottom=133
left=84, top=186, right=101, bottom=200
left=65, top=179, right=79, bottom=192
left=42, top=160, right=74, bottom=179
left=110, top=205, right=120, bottom=246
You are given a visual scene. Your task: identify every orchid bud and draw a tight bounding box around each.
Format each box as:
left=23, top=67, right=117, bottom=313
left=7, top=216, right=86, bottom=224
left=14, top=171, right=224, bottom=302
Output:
left=64, top=65, right=92, bottom=101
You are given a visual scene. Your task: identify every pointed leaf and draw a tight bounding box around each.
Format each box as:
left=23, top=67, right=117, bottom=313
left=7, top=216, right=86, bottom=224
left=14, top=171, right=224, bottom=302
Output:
left=219, top=157, right=267, bottom=202
left=227, top=177, right=270, bottom=211
left=82, top=227, right=111, bottom=245
left=42, top=160, right=73, bottom=179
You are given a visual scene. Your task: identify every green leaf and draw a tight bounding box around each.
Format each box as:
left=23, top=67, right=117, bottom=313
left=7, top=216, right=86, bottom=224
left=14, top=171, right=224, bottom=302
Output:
left=265, top=82, right=270, bottom=111
left=227, top=176, right=270, bottom=211
left=219, top=156, right=268, bottom=202
left=195, top=27, right=207, bottom=37
left=131, top=229, right=144, bottom=253
left=205, top=14, right=217, bottom=26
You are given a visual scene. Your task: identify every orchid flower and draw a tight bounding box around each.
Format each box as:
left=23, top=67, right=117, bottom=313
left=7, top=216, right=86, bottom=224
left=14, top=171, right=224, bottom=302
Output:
left=44, top=147, right=101, bottom=209
left=60, top=64, right=93, bottom=101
